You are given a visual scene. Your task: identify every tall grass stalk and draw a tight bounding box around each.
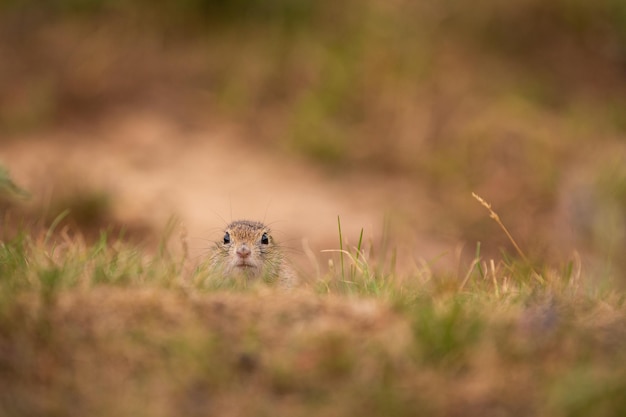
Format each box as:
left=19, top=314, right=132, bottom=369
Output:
left=472, top=192, right=544, bottom=284
left=337, top=215, right=345, bottom=282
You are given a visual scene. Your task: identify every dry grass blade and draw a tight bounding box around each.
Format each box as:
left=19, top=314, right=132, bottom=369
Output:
left=459, top=258, right=480, bottom=291
left=472, top=192, right=543, bottom=283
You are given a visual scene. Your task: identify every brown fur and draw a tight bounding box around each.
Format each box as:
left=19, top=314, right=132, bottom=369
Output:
left=209, top=220, right=297, bottom=288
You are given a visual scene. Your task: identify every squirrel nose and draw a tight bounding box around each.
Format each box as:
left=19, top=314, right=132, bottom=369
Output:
left=236, top=245, right=251, bottom=259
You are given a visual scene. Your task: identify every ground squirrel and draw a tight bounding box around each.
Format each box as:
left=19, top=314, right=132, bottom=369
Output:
left=209, top=220, right=297, bottom=288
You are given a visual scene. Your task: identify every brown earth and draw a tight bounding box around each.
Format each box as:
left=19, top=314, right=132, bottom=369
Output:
left=1, top=110, right=455, bottom=278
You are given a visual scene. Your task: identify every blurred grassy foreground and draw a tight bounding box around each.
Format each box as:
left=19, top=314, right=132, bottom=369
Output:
left=0, top=227, right=625, bottom=417
left=1, top=0, right=626, bottom=416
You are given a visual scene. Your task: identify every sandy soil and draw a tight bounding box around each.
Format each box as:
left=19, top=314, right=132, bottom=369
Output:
left=2, top=110, right=455, bottom=275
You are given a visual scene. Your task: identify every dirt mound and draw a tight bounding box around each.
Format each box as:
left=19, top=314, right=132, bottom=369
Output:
left=1, top=287, right=411, bottom=417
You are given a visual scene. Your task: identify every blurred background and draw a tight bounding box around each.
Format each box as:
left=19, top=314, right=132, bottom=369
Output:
left=1, top=0, right=625, bottom=281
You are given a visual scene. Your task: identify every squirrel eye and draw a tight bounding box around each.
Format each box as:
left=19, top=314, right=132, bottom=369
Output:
left=223, top=232, right=230, bottom=244
left=261, top=233, right=269, bottom=245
